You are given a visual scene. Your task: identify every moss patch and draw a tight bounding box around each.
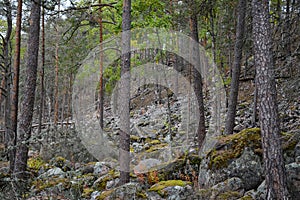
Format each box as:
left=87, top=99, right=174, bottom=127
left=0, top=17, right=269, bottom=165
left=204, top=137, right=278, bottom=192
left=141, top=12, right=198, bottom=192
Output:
left=281, top=132, right=298, bottom=151
left=145, top=143, right=168, bottom=153
left=207, top=128, right=261, bottom=169
left=218, top=191, right=241, bottom=199
left=31, top=177, right=70, bottom=192
left=207, top=128, right=298, bottom=170
left=130, top=135, right=141, bottom=142
left=149, top=180, right=191, bottom=192
left=82, top=187, right=95, bottom=198
left=239, top=195, right=255, bottom=200
left=97, top=189, right=114, bottom=200
left=137, top=191, right=147, bottom=199
left=27, top=156, right=45, bottom=172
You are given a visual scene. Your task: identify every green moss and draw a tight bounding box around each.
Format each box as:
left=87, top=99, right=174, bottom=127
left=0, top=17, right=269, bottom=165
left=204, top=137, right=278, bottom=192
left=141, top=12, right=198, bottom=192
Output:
left=27, top=156, right=45, bottom=172
left=281, top=132, right=298, bottom=151
left=145, top=143, right=168, bottom=153
left=130, top=135, right=141, bottom=142
left=239, top=195, right=254, bottom=200
left=130, top=146, right=135, bottom=153
left=53, top=156, right=66, bottom=168
left=97, top=189, right=114, bottom=200
left=32, top=178, right=69, bottom=192
left=82, top=187, right=94, bottom=198
left=93, top=176, right=111, bottom=190
left=208, top=128, right=262, bottom=169
left=218, top=191, right=241, bottom=199
left=188, top=154, right=201, bottom=165
left=137, top=191, right=147, bottom=199
left=149, top=180, right=191, bottom=192
left=150, top=140, right=161, bottom=145
left=197, top=188, right=214, bottom=197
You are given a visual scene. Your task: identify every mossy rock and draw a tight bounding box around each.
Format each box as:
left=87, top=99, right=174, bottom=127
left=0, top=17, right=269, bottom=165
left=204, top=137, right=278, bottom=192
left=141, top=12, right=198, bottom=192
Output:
left=31, top=177, right=70, bottom=192
left=93, top=174, right=112, bottom=191
left=27, top=156, right=45, bottom=172
left=281, top=132, right=299, bottom=151
left=97, top=189, right=114, bottom=200
left=150, top=140, right=161, bottom=145
left=153, top=158, right=185, bottom=180
left=82, top=187, right=95, bottom=198
left=130, top=135, right=141, bottom=142
left=149, top=180, right=191, bottom=192
left=207, top=128, right=262, bottom=169
left=145, top=143, right=168, bottom=153
left=136, top=191, right=148, bottom=199
left=239, top=195, right=255, bottom=200
left=49, top=156, right=66, bottom=168
left=217, top=191, right=242, bottom=199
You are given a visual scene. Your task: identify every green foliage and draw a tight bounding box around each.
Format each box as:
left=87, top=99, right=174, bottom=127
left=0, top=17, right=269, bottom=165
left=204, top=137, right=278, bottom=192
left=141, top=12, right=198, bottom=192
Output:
left=103, top=65, right=121, bottom=94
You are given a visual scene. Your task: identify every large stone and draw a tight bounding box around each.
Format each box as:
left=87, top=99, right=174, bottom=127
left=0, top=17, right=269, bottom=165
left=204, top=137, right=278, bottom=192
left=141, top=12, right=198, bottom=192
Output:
left=227, top=148, right=263, bottom=190
left=109, top=182, right=145, bottom=200
left=210, top=177, right=244, bottom=199
left=134, top=158, right=162, bottom=174
left=93, top=162, right=110, bottom=176
left=40, top=167, right=64, bottom=177
left=286, top=162, right=300, bottom=199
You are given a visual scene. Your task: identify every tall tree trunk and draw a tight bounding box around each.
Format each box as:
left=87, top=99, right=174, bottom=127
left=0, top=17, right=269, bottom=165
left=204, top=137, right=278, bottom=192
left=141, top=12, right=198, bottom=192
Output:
left=188, top=1, right=206, bottom=149
left=54, top=0, right=61, bottom=125
left=119, top=0, right=131, bottom=185
left=224, top=0, right=246, bottom=135
left=98, top=0, right=104, bottom=129
left=252, top=0, right=290, bottom=199
left=1, top=0, right=13, bottom=173
left=10, top=0, right=22, bottom=172
left=14, top=0, right=41, bottom=179
left=38, top=5, right=45, bottom=134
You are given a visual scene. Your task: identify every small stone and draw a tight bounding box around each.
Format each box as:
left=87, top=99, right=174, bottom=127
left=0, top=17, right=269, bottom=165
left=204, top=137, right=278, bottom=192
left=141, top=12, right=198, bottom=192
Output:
left=90, top=191, right=101, bottom=200
left=296, top=156, right=300, bottom=164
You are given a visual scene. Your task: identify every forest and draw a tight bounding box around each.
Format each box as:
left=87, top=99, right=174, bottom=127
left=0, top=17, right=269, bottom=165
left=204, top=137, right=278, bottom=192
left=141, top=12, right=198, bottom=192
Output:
left=0, top=0, right=299, bottom=199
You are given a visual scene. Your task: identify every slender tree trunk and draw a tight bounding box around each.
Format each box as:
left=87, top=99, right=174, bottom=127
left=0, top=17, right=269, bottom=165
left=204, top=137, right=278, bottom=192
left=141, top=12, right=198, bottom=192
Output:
left=38, top=5, right=45, bottom=134
left=1, top=0, right=13, bottom=173
left=119, top=0, right=131, bottom=185
left=14, top=0, right=41, bottom=179
left=224, top=0, right=246, bottom=135
left=252, top=0, right=290, bottom=199
left=188, top=3, right=206, bottom=149
left=10, top=0, right=22, bottom=172
left=54, top=0, right=61, bottom=125
left=98, top=0, right=104, bottom=129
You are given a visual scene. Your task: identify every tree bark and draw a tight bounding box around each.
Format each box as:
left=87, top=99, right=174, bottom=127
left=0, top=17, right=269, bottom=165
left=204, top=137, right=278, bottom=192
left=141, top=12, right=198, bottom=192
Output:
left=119, top=0, right=131, bottom=185
left=14, top=0, right=41, bottom=179
left=252, top=0, right=290, bottom=199
left=38, top=5, right=45, bottom=134
left=54, top=0, right=61, bottom=125
left=224, top=0, right=246, bottom=135
left=98, top=0, right=104, bottom=129
left=1, top=0, right=13, bottom=173
left=10, top=0, right=22, bottom=172
left=188, top=2, right=206, bottom=150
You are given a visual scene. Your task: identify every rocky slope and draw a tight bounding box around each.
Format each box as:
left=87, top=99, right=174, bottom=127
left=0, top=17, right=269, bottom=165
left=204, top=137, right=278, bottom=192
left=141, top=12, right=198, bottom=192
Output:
left=0, top=83, right=299, bottom=199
